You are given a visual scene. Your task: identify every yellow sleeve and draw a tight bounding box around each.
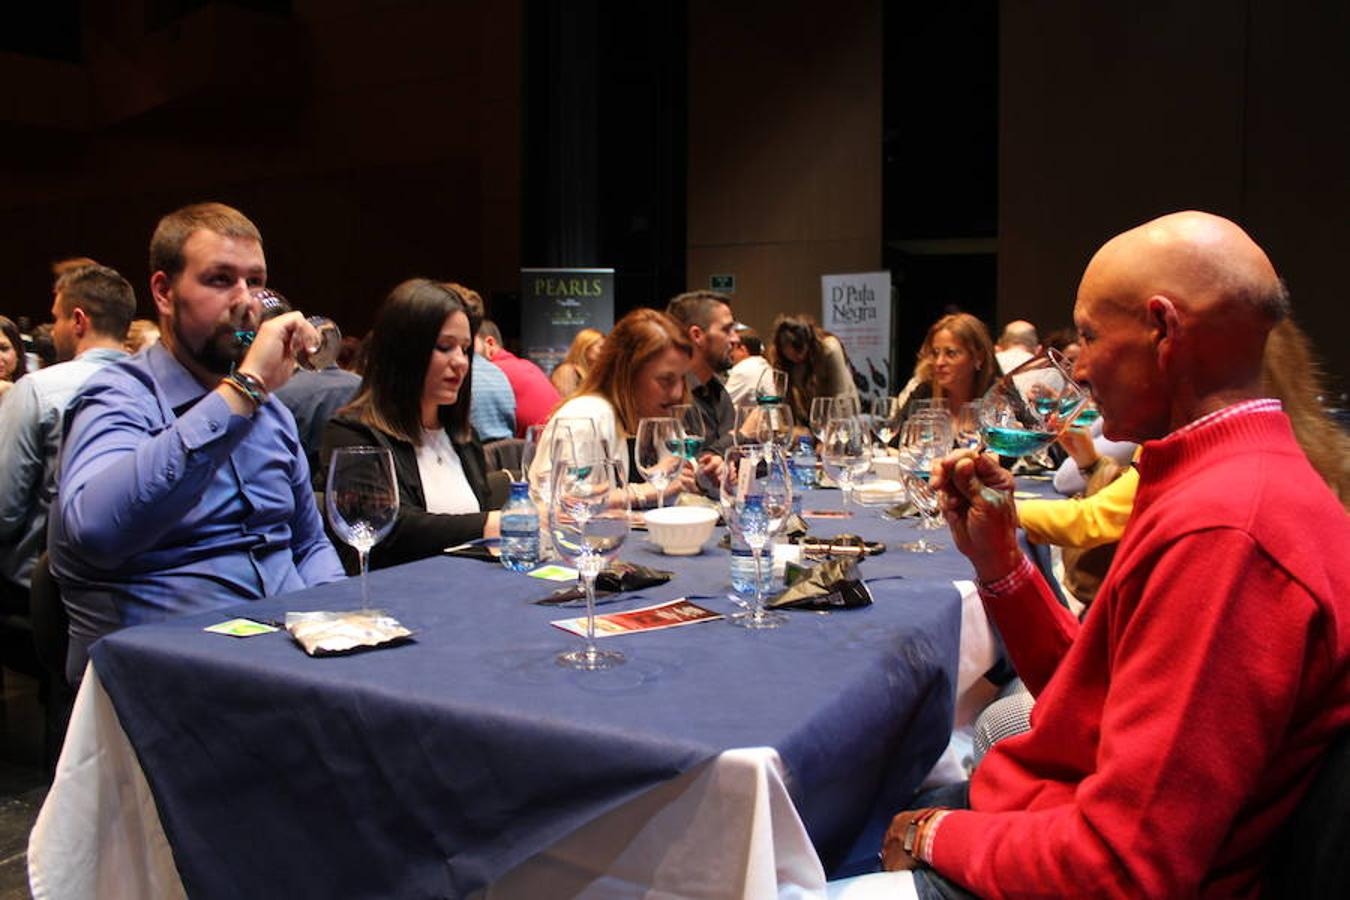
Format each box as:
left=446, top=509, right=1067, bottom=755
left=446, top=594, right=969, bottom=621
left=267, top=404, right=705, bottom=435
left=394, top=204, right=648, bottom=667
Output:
left=1018, top=467, right=1139, bottom=549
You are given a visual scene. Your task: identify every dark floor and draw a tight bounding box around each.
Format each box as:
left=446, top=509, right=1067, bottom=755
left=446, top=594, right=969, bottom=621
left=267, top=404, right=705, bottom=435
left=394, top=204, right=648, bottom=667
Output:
left=0, top=669, right=48, bottom=900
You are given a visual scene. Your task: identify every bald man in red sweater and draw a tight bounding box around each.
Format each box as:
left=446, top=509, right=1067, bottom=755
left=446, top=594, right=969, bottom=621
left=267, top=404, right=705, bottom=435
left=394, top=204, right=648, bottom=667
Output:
left=878, top=212, right=1350, bottom=898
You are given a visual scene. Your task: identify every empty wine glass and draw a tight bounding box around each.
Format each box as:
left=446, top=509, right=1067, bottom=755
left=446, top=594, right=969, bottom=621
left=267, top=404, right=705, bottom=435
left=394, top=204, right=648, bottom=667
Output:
left=979, top=349, right=1088, bottom=457
left=755, top=368, right=789, bottom=405
left=869, top=395, right=904, bottom=454
left=634, top=417, right=681, bottom=508
left=723, top=444, right=791, bottom=629
left=896, top=446, right=943, bottom=554
left=326, top=447, right=400, bottom=613
left=900, top=409, right=953, bottom=536
left=550, top=458, right=630, bottom=670
left=809, top=396, right=835, bottom=445
left=819, top=416, right=871, bottom=506
left=954, top=401, right=983, bottom=451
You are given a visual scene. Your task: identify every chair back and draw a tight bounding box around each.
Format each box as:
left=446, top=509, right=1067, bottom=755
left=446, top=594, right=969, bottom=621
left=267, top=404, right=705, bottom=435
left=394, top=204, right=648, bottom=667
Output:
left=29, top=552, right=68, bottom=690
left=483, top=438, right=526, bottom=480
left=1265, top=728, right=1350, bottom=897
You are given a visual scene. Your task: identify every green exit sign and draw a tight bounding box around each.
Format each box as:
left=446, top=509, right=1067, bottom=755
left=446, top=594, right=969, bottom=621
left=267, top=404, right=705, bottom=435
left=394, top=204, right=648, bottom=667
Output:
left=710, top=274, right=735, bottom=292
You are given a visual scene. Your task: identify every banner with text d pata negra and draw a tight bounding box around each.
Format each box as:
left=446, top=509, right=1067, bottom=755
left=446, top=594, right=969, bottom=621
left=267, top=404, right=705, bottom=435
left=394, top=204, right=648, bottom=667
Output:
left=821, top=271, right=894, bottom=403
left=520, top=268, right=615, bottom=374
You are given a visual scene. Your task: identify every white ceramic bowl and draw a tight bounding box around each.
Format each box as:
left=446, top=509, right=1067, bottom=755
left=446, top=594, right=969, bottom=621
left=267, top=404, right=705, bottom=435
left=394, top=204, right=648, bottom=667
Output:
left=644, top=505, right=719, bottom=555
left=854, top=478, right=906, bottom=507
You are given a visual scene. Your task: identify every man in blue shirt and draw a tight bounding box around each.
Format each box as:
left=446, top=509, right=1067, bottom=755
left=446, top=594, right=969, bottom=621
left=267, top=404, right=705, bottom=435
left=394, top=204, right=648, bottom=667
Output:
left=448, top=284, right=516, bottom=441
left=49, top=202, right=346, bottom=685
left=0, top=264, right=135, bottom=615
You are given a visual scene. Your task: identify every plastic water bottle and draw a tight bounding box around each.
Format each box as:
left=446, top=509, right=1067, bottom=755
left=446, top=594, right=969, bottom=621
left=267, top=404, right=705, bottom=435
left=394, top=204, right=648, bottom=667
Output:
left=729, top=497, right=775, bottom=595
left=499, top=482, right=540, bottom=572
left=791, top=435, right=817, bottom=490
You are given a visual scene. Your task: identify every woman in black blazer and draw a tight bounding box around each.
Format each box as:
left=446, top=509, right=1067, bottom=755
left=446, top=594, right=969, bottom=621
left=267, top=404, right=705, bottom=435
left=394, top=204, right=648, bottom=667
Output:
left=320, top=279, right=507, bottom=572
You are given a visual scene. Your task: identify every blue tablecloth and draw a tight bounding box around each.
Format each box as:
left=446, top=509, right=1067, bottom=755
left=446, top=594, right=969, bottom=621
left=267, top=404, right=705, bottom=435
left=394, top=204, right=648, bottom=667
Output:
left=90, top=491, right=975, bottom=898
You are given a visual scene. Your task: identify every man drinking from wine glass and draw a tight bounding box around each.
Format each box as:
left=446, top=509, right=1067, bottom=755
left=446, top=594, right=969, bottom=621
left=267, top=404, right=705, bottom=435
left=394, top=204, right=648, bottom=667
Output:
left=841, top=211, right=1350, bottom=898
left=49, top=202, right=345, bottom=687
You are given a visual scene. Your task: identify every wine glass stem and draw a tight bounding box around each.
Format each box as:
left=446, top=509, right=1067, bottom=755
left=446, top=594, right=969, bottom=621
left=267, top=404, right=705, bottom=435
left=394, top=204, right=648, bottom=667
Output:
left=656, top=480, right=665, bottom=508
left=582, top=568, right=599, bottom=657
left=357, top=546, right=372, bottom=613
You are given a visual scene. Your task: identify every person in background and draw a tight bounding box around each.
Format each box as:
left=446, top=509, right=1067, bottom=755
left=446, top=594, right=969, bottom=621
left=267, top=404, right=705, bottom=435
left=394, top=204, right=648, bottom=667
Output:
left=0, top=316, right=29, bottom=397
left=123, top=319, right=161, bottom=353
left=263, top=288, right=362, bottom=476
left=528, top=308, right=696, bottom=507
left=1041, top=326, right=1080, bottom=370
left=336, top=335, right=363, bottom=373
left=868, top=211, right=1350, bottom=898
left=724, top=325, right=770, bottom=406
left=550, top=327, right=604, bottom=397
left=477, top=317, right=561, bottom=437
left=446, top=284, right=516, bottom=443
left=321, top=279, right=505, bottom=572
left=767, top=314, right=858, bottom=425
left=0, top=264, right=135, bottom=613
left=894, top=312, right=998, bottom=420
left=993, top=318, right=1039, bottom=373
left=50, top=202, right=344, bottom=687
left=665, top=290, right=739, bottom=455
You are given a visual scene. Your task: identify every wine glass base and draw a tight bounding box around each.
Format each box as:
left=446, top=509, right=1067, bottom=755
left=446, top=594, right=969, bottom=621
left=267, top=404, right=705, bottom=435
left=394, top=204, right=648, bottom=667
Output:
left=728, top=608, right=788, bottom=629
left=557, top=646, right=626, bottom=670
left=899, top=538, right=944, bottom=553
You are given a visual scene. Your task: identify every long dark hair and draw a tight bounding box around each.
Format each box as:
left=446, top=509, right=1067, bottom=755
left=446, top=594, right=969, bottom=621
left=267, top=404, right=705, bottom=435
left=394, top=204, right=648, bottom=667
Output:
left=0, top=316, right=27, bottom=381
left=342, top=279, right=475, bottom=443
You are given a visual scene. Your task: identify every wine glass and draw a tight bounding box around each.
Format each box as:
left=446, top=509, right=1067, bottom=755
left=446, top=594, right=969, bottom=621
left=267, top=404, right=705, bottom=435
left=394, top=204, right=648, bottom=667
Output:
left=979, top=349, right=1088, bottom=457
left=755, top=368, right=789, bottom=405
left=634, top=417, right=681, bottom=508
left=755, top=402, right=795, bottom=451
left=808, top=396, right=834, bottom=444
left=670, top=403, right=706, bottom=463
left=325, top=447, right=400, bottom=613
left=954, top=401, right=983, bottom=451
left=722, top=444, right=791, bottom=629
left=550, top=458, right=630, bottom=670
left=896, top=412, right=951, bottom=550
left=868, top=395, right=904, bottom=454
left=1072, top=398, right=1101, bottom=428
left=819, top=416, right=871, bottom=507
left=896, top=447, right=943, bottom=554
left=831, top=394, right=863, bottom=420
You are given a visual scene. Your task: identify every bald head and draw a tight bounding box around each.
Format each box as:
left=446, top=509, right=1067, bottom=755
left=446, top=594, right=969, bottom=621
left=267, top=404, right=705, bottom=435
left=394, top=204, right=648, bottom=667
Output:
left=997, top=320, right=1039, bottom=352
left=1084, top=211, right=1286, bottom=323
left=1074, top=211, right=1287, bottom=439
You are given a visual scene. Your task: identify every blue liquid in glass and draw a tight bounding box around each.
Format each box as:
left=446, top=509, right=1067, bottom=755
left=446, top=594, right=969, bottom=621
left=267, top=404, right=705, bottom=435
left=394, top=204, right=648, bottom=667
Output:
left=983, top=425, right=1057, bottom=457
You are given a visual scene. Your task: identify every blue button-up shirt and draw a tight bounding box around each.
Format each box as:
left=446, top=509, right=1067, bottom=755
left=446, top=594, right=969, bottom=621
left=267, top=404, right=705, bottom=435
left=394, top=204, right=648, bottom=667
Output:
left=469, top=355, right=517, bottom=441
left=50, top=342, right=345, bottom=682
left=0, top=347, right=128, bottom=589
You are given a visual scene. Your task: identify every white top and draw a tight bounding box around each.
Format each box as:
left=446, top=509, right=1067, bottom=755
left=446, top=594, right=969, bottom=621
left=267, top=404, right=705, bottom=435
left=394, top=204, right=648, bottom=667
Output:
left=724, top=354, right=772, bottom=406
left=414, top=428, right=481, bottom=515
left=527, top=393, right=626, bottom=485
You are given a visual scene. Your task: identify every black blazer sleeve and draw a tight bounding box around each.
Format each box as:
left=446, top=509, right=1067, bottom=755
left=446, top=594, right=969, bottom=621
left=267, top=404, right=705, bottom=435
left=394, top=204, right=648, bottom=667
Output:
left=319, top=416, right=497, bottom=573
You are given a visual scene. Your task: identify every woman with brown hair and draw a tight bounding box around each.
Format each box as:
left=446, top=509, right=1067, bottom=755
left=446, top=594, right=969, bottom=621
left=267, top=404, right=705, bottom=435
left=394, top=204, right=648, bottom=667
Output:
left=767, top=314, right=859, bottom=424
left=550, top=327, right=605, bottom=398
left=894, top=312, right=998, bottom=419
left=320, top=279, right=506, bottom=571
left=0, top=316, right=28, bottom=398
left=529, top=308, right=696, bottom=507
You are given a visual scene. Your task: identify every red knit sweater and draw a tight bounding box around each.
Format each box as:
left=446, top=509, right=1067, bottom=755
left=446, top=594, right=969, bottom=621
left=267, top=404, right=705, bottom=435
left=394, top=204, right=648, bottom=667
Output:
left=931, top=406, right=1350, bottom=897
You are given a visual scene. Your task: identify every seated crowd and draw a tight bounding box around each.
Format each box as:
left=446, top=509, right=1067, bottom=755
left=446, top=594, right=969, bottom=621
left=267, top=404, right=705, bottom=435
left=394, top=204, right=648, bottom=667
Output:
left=1, top=202, right=1347, bottom=896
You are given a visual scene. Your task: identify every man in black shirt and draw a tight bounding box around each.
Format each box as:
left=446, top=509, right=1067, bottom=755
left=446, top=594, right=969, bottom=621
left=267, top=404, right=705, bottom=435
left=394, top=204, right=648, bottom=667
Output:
left=665, top=291, right=740, bottom=457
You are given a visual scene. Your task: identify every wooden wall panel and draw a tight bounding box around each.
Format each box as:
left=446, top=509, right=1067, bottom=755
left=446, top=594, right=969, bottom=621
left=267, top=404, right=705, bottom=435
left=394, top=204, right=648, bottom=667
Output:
left=687, top=0, right=882, bottom=335
left=1000, top=1, right=1349, bottom=387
